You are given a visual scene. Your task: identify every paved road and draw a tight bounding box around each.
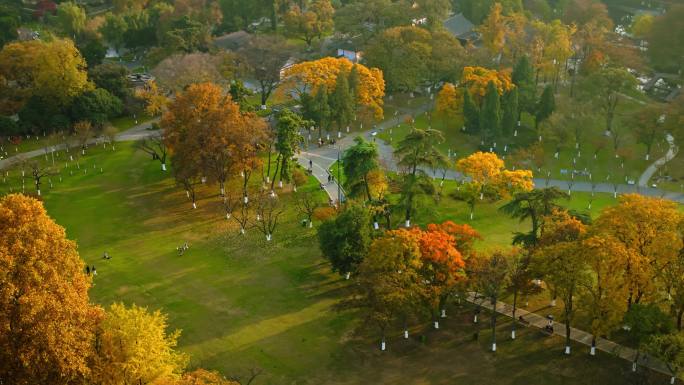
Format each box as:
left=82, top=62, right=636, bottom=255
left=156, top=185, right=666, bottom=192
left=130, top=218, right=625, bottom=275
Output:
left=3, top=108, right=684, bottom=203
left=298, top=108, right=684, bottom=204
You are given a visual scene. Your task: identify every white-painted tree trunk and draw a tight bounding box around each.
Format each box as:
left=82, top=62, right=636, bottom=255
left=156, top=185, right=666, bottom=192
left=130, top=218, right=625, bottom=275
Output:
left=614, top=191, right=617, bottom=198
left=293, top=185, right=297, bottom=192
left=670, top=376, right=675, bottom=384
left=564, top=346, right=571, bottom=355
left=404, top=330, right=409, bottom=339
left=220, top=187, right=225, bottom=196
left=240, top=227, right=245, bottom=235
left=441, top=309, right=446, bottom=318
left=373, top=222, right=379, bottom=230
left=646, top=154, right=650, bottom=161
left=345, top=272, right=351, bottom=280
left=474, top=314, right=478, bottom=323
left=590, top=346, right=596, bottom=356
left=632, top=362, right=637, bottom=372
left=511, top=330, right=516, bottom=339
left=266, top=233, right=272, bottom=241
left=470, top=211, right=474, bottom=220
left=266, top=176, right=270, bottom=183
left=186, top=190, right=190, bottom=198
left=192, top=202, right=197, bottom=209
left=261, top=104, right=267, bottom=110
left=161, top=163, right=166, bottom=171
left=480, top=192, right=484, bottom=200
left=37, top=189, right=40, bottom=196
left=381, top=341, right=386, bottom=351
left=492, top=343, right=497, bottom=352
left=278, top=180, right=283, bottom=188
left=244, top=196, right=249, bottom=204
left=405, top=219, right=410, bottom=228
left=308, top=220, right=313, bottom=228
left=551, top=299, right=556, bottom=307
left=226, top=213, right=231, bottom=219
left=434, top=321, right=439, bottom=329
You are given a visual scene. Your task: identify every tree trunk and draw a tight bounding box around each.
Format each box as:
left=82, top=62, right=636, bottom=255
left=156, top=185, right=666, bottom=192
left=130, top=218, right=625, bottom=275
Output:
left=491, top=296, right=497, bottom=351
left=678, top=307, right=683, bottom=331
left=511, top=290, right=518, bottom=340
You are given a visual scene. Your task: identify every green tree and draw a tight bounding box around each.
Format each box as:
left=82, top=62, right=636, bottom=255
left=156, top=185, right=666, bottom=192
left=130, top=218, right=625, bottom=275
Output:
left=499, top=187, right=569, bottom=246
left=624, top=303, right=673, bottom=372
left=100, top=13, right=128, bottom=53
left=644, top=333, right=684, bottom=384
left=0, top=4, right=20, bottom=47
left=535, top=85, right=555, bottom=130
left=582, top=67, right=637, bottom=133
left=342, top=136, right=380, bottom=201
left=313, top=86, right=331, bottom=136
left=70, top=88, right=123, bottom=128
left=330, top=70, right=354, bottom=132
left=89, top=63, right=129, bottom=99
left=501, top=87, right=518, bottom=137
left=55, top=2, right=86, bottom=38
left=647, top=5, right=684, bottom=74
left=78, top=38, right=107, bottom=67
left=480, top=81, right=501, bottom=143
left=395, top=127, right=447, bottom=227
left=512, top=55, right=536, bottom=120
left=317, top=203, right=372, bottom=278
left=471, top=251, right=510, bottom=352
left=275, top=109, right=306, bottom=184
left=463, top=88, right=480, bottom=133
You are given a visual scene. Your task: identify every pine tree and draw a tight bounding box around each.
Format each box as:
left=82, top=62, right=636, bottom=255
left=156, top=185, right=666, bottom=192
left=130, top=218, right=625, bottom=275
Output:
left=535, top=85, right=555, bottom=130
left=463, top=88, right=480, bottom=134
left=331, top=71, right=354, bottom=131
left=502, top=87, right=519, bottom=137
left=512, top=55, right=536, bottom=121
left=313, top=85, right=331, bottom=136
left=480, top=81, right=501, bottom=143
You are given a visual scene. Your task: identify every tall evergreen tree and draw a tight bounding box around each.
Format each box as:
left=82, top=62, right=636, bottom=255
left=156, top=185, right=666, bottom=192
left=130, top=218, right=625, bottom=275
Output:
left=512, top=55, right=536, bottom=121
left=502, top=87, right=519, bottom=137
left=535, top=85, right=555, bottom=130
left=463, top=88, right=480, bottom=134
left=275, top=109, right=306, bottom=183
left=313, top=85, right=331, bottom=137
left=331, top=71, right=354, bottom=131
left=480, top=81, right=501, bottom=143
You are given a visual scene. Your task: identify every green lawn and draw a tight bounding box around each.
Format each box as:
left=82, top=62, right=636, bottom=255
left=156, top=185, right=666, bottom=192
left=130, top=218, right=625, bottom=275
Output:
left=0, top=143, right=671, bottom=384
left=377, top=94, right=665, bottom=190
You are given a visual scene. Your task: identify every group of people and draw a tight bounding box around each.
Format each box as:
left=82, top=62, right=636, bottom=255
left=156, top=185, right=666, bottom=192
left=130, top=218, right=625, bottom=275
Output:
left=176, top=242, right=189, bottom=256
left=85, top=265, right=97, bottom=276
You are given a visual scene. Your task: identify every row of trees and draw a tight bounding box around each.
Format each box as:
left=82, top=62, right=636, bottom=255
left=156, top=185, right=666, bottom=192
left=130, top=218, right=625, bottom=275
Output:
left=318, top=184, right=684, bottom=381
left=0, top=194, right=244, bottom=385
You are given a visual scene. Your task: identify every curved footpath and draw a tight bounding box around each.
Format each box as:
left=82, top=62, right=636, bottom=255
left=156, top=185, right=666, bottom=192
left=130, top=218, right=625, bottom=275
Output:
left=638, top=133, right=678, bottom=188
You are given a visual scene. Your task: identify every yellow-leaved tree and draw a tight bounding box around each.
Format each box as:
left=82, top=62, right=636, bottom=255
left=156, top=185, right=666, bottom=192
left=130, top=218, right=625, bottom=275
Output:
left=90, top=302, right=188, bottom=385
left=454, top=151, right=533, bottom=219
left=0, top=194, right=103, bottom=384
left=460, top=66, right=513, bottom=104
left=280, top=57, right=385, bottom=120
left=435, top=82, right=463, bottom=128
left=0, top=38, right=91, bottom=113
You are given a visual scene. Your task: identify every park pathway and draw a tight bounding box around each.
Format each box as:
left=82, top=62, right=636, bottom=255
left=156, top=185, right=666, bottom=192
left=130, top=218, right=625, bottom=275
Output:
left=639, top=133, right=678, bottom=188
left=465, top=292, right=674, bottom=378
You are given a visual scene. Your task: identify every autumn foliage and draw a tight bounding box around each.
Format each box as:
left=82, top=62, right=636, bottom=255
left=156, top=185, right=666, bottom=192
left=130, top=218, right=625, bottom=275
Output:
left=456, top=151, right=534, bottom=198
left=0, top=194, right=103, bottom=384
left=461, top=66, right=514, bottom=103
left=281, top=57, right=385, bottom=119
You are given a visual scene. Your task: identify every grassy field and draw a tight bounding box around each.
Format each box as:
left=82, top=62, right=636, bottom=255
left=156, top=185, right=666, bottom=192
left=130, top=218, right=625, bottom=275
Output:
left=377, top=92, right=664, bottom=189
left=0, top=143, right=672, bottom=384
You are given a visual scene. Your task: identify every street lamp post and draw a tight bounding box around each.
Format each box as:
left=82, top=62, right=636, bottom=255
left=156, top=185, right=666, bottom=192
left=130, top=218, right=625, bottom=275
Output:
left=337, top=147, right=341, bottom=206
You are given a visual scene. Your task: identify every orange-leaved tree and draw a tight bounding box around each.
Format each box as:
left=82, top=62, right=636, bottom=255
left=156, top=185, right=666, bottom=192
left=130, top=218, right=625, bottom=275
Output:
left=415, top=222, right=469, bottom=329
left=162, top=82, right=267, bottom=198
left=280, top=57, right=385, bottom=120
left=0, top=194, right=103, bottom=384
left=454, top=151, right=533, bottom=219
